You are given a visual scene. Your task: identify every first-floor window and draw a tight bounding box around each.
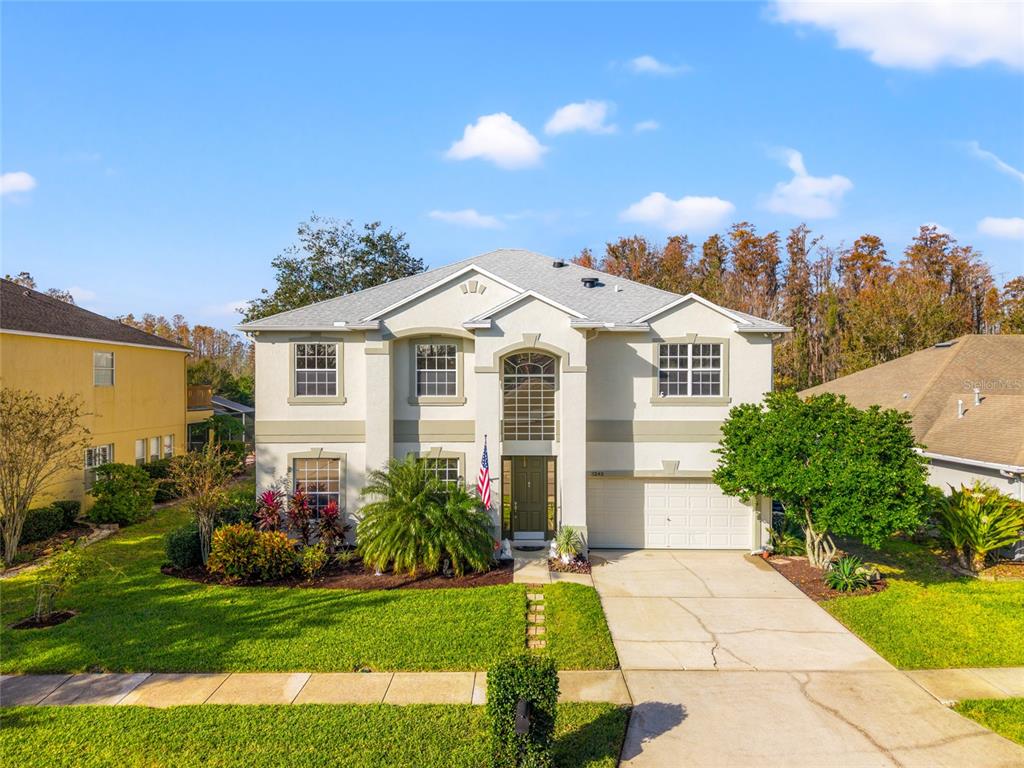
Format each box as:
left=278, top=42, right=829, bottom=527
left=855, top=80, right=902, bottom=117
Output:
left=135, top=439, right=146, bottom=466
left=163, top=434, right=174, bottom=458
left=149, top=436, right=160, bottom=462
left=657, top=342, right=723, bottom=397
left=293, top=457, right=342, bottom=516
left=420, top=457, right=460, bottom=486
left=85, top=444, right=114, bottom=488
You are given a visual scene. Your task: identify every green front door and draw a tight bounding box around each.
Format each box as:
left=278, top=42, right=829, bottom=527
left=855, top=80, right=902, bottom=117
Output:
left=511, top=456, right=548, bottom=536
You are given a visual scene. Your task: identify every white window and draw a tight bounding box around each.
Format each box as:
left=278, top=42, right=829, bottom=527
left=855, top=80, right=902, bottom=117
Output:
left=93, top=351, right=114, bottom=386
left=149, top=437, right=160, bottom=462
left=658, top=343, right=722, bottom=398
left=135, top=439, right=146, bottom=466
left=293, top=458, right=342, bottom=516
left=294, top=343, right=338, bottom=397
left=502, top=353, right=556, bottom=440
left=420, top=457, right=460, bottom=486
left=415, top=343, right=457, bottom=397
left=85, top=444, right=114, bottom=488
left=163, top=434, right=174, bottom=458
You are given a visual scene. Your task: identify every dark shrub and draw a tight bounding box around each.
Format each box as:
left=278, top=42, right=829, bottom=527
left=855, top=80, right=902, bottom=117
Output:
left=18, top=506, right=65, bottom=545
left=220, top=440, right=247, bottom=469
left=218, top=484, right=259, bottom=526
left=487, top=652, right=559, bottom=768
left=51, top=500, right=82, bottom=528
left=88, top=463, right=156, bottom=526
left=165, top=521, right=203, bottom=570
left=140, top=458, right=179, bottom=503
left=207, top=523, right=296, bottom=583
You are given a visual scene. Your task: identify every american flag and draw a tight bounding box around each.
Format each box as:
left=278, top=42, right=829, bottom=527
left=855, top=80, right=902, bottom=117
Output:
left=477, top=436, right=492, bottom=509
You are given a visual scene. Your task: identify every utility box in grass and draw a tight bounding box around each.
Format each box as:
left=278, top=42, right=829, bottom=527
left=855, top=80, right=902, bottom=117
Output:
left=487, top=652, right=559, bottom=768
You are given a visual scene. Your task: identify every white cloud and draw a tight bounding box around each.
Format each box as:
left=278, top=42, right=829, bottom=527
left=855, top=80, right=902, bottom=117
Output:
left=633, top=120, right=661, bottom=133
left=445, top=113, right=547, bottom=170
left=763, top=148, right=852, bottom=219
left=978, top=216, right=1024, bottom=240
left=544, top=101, right=616, bottom=135
left=205, top=299, right=249, bottom=316
left=922, top=222, right=952, bottom=235
left=620, top=192, right=735, bottom=231
left=773, top=1, right=1024, bottom=70
left=1, top=171, right=37, bottom=195
left=626, top=55, right=690, bottom=76
left=428, top=209, right=505, bottom=229
left=966, top=141, right=1024, bottom=183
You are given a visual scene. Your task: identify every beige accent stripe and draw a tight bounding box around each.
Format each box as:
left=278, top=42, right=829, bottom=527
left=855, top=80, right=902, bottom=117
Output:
left=394, top=420, right=476, bottom=442
left=255, top=420, right=366, bottom=443
left=588, top=469, right=715, bottom=479
left=587, top=420, right=723, bottom=442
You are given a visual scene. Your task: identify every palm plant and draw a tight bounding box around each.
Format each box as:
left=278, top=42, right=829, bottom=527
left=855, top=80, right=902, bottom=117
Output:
left=554, top=526, right=583, bottom=562
left=935, top=483, right=1024, bottom=573
left=824, top=555, right=871, bottom=592
left=357, top=456, right=492, bottom=576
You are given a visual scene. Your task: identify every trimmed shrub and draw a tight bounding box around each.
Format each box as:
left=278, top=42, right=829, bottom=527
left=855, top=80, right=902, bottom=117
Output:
left=88, top=463, right=156, bottom=526
left=51, top=500, right=81, bottom=528
left=140, top=458, right=179, bottom=503
left=207, top=523, right=296, bottom=583
left=219, top=485, right=259, bottom=527
left=165, top=521, right=202, bottom=570
left=18, top=506, right=65, bottom=545
left=487, top=652, right=559, bottom=768
left=299, top=541, right=329, bottom=581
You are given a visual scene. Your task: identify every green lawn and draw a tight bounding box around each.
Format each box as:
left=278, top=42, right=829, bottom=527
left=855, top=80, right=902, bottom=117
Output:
left=545, top=582, right=618, bottom=670
left=824, top=539, right=1024, bottom=669
left=0, top=703, right=629, bottom=768
left=0, top=503, right=617, bottom=672
left=954, top=699, right=1024, bottom=747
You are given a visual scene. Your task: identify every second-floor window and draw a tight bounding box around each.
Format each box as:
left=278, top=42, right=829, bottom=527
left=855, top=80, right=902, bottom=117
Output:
left=93, top=351, right=114, bottom=386
left=294, top=343, right=338, bottom=397
left=415, top=343, right=457, bottom=397
left=503, top=352, right=556, bottom=440
left=658, top=343, right=723, bottom=397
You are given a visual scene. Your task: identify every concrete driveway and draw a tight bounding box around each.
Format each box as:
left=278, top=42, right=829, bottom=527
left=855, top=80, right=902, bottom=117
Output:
left=590, top=550, right=1024, bottom=767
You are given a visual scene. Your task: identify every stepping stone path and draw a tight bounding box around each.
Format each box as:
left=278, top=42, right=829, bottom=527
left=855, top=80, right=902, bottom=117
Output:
left=526, top=589, right=546, bottom=650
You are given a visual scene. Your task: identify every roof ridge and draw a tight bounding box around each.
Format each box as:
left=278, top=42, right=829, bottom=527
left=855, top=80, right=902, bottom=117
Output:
left=903, top=336, right=968, bottom=428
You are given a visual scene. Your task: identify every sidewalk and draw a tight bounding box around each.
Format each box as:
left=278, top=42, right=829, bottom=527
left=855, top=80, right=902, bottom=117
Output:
left=906, top=666, right=1024, bottom=705
left=1, top=669, right=631, bottom=708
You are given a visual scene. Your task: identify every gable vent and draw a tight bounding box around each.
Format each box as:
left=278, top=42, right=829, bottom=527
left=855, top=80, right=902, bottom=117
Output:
left=581, top=277, right=599, bottom=288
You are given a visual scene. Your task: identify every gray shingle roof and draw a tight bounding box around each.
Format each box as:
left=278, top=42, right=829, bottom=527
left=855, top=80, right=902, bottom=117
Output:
left=237, top=249, right=789, bottom=332
left=1, top=279, right=190, bottom=351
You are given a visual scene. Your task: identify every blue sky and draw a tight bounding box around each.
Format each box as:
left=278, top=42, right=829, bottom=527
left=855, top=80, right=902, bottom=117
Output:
left=3, top=2, right=1023, bottom=328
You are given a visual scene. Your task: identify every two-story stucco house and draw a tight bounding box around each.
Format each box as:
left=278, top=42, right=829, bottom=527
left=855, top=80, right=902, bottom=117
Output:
left=239, top=250, right=789, bottom=552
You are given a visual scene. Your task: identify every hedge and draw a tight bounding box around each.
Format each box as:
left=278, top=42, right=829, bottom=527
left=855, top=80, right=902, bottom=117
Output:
left=18, top=500, right=81, bottom=545
left=487, top=653, right=560, bottom=767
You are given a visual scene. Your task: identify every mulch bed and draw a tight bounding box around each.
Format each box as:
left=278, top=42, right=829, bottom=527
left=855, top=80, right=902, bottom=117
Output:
left=767, top=555, right=887, bottom=602
left=979, top=561, right=1024, bottom=581
left=10, top=610, right=78, bottom=630
left=548, top=557, right=592, bottom=574
left=162, top=558, right=514, bottom=590
left=13, top=524, right=94, bottom=565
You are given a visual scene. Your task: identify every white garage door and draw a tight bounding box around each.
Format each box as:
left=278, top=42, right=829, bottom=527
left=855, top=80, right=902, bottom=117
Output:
left=587, top=477, right=752, bottom=550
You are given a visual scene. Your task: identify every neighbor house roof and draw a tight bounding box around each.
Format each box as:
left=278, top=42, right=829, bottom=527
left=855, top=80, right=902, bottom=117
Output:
left=801, top=335, right=1024, bottom=469
left=236, top=249, right=791, bottom=333
left=0, top=279, right=190, bottom=352
left=211, top=395, right=255, bottom=415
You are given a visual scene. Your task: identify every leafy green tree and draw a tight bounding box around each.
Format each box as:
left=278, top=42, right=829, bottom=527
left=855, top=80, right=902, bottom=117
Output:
left=713, top=391, right=930, bottom=567
left=357, top=456, right=494, bottom=576
left=169, top=443, right=240, bottom=564
left=243, top=216, right=422, bottom=322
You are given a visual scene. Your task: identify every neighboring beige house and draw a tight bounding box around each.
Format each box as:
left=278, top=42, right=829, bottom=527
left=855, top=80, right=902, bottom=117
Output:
left=239, top=250, right=789, bottom=551
left=802, top=334, right=1024, bottom=501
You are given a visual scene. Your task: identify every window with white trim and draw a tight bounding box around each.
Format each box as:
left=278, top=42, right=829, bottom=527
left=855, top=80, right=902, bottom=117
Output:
left=85, top=444, right=114, bottom=488
left=415, top=343, right=458, bottom=397
left=163, top=434, right=174, bottom=458
left=135, top=439, right=146, bottom=466
left=293, top=458, right=342, bottom=516
left=502, top=353, right=556, bottom=440
left=93, top=351, right=114, bottom=386
left=658, top=343, right=722, bottom=397
left=149, top=436, right=160, bottom=462
left=294, top=343, right=338, bottom=397
left=420, top=457, right=460, bottom=486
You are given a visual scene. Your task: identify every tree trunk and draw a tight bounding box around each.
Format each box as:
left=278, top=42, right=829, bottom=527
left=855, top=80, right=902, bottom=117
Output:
left=1, top=514, right=26, bottom=567
left=802, top=507, right=837, bottom=569
left=970, top=549, right=986, bottom=574
left=198, top=514, right=214, bottom=565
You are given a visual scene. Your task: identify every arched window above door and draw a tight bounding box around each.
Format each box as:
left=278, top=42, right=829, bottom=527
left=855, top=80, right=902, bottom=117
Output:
left=502, top=352, right=556, bottom=440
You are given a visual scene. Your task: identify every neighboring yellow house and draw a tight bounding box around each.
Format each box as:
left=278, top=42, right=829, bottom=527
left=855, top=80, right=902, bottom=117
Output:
left=0, top=278, right=192, bottom=508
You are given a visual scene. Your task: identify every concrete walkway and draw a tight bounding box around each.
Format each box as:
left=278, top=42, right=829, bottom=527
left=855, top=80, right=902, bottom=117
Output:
left=0, top=669, right=631, bottom=708
left=907, top=667, right=1024, bottom=705
left=589, top=549, right=1024, bottom=768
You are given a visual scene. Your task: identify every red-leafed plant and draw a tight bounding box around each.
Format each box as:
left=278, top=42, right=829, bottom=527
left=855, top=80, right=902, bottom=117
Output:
left=317, top=499, right=351, bottom=554
left=287, top=490, right=314, bottom=546
left=255, top=489, right=284, bottom=532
